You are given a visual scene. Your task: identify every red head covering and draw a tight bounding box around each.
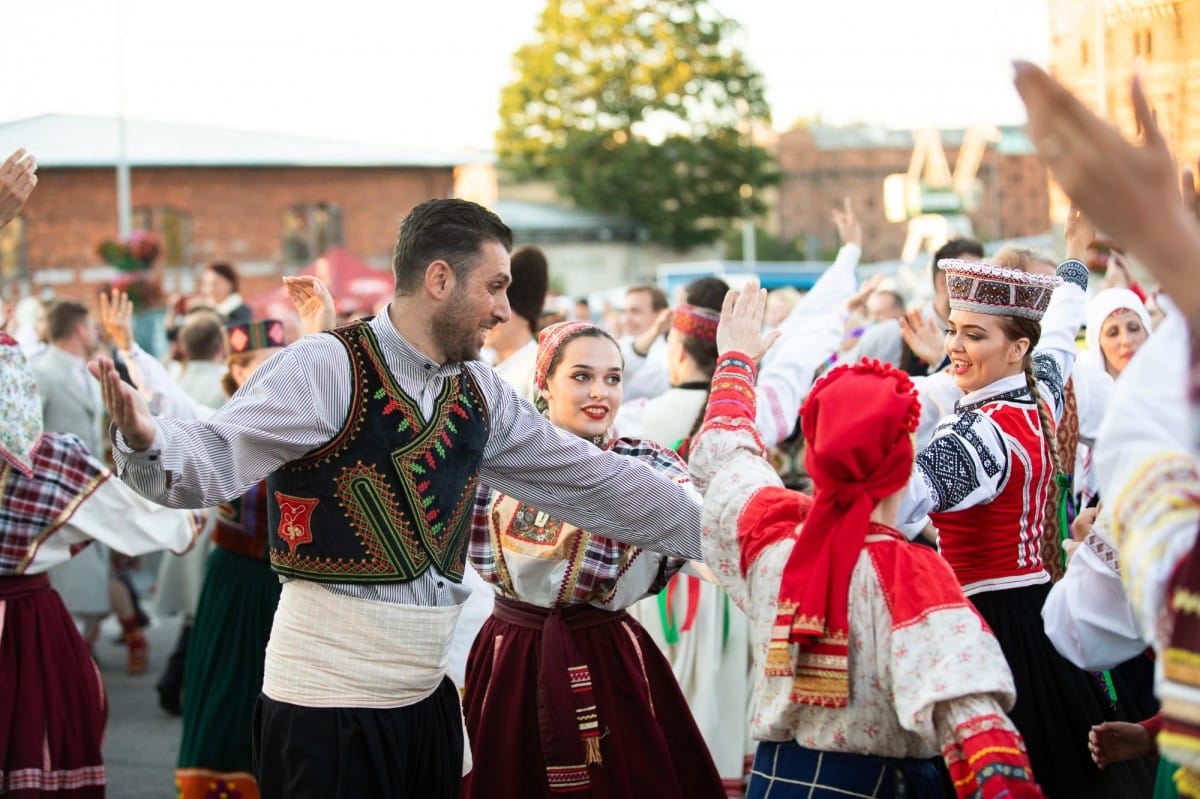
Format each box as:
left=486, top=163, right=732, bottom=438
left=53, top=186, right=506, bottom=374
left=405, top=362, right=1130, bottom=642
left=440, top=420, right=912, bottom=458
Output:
left=671, top=304, right=719, bottom=342
left=534, top=321, right=603, bottom=390
left=770, top=359, right=920, bottom=707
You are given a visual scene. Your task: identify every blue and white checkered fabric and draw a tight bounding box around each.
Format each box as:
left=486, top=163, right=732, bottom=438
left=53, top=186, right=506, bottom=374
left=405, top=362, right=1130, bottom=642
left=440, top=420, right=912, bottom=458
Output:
left=746, top=741, right=947, bottom=799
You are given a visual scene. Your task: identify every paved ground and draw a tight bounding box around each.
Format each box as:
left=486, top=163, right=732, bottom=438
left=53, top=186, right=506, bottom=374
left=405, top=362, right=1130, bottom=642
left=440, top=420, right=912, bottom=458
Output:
left=96, top=564, right=186, bottom=799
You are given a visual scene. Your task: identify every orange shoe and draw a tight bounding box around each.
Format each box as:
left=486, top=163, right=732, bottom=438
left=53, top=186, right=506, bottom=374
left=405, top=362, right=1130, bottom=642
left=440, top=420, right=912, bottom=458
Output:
left=123, top=629, right=148, bottom=675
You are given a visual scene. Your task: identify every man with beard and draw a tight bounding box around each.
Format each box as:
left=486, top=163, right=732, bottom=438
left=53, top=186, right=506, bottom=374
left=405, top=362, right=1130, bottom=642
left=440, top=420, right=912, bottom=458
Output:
left=90, top=198, right=705, bottom=799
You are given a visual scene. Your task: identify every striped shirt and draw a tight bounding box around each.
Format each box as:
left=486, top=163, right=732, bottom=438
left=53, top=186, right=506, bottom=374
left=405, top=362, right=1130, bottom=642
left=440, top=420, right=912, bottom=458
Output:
left=111, top=308, right=703, bottom=607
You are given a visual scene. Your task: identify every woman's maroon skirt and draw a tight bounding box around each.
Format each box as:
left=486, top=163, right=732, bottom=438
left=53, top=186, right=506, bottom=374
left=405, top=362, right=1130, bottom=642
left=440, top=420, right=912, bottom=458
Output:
left=461, top=596, right=725, bottom=799
left=0, top=574, right=107, bottom=798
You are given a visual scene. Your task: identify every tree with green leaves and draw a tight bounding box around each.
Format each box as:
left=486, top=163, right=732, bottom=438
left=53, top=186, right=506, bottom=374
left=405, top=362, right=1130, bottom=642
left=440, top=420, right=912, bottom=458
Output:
left=497, top=0, right=777, bottom=251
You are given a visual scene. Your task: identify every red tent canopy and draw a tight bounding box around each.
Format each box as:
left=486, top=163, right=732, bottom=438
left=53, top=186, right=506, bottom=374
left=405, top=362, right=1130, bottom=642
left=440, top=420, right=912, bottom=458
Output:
left=249, top=246, right=393, bottom=319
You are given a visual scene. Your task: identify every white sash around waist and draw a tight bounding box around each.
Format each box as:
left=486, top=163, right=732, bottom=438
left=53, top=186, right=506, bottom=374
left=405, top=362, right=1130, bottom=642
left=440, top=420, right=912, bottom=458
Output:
left=263, top=579, right=462, bottom=709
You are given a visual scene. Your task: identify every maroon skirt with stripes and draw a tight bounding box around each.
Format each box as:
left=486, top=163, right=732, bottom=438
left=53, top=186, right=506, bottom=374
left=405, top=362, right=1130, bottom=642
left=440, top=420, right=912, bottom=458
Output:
left=461, top=595, right=724, bottom=799
left=0, top=573, right=107, bottom=798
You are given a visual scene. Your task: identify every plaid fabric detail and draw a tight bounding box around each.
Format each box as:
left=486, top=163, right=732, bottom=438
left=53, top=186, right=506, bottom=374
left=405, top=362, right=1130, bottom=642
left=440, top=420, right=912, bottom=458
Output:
left=470, top=437, right=689, bottom=603
left=3, top=765, right=106, bottom=792
left=747, top=741, right=944, bottom=799
left=0, top=433, right=108, bottom=574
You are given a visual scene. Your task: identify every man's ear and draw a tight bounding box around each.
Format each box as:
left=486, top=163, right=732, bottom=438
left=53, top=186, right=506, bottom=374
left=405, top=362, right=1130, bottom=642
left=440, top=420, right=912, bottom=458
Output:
left=424, top=259, right=456, bottom=300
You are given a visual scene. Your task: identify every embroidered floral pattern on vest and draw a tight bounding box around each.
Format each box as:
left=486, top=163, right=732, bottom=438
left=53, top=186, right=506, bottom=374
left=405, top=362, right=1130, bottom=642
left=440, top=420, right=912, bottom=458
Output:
left=267, top=320, right=488, bottom=583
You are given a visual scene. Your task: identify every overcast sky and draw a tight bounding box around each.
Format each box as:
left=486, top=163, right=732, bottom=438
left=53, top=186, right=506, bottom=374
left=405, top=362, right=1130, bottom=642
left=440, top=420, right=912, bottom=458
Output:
left=0, top=0, right=1050, bottom=150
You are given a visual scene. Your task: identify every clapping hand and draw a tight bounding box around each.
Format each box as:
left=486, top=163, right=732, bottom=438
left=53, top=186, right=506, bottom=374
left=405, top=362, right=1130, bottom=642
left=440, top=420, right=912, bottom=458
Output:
left=898, top=309, right=945, bottom=367
left=99, top=288, right=136, bottom=352
left=283, top=275, right=336, bottom=335
left=832, top=197, right=862, bottom=248
left=716, top=279, right=779, bottom=362
left=0, top=149, right=37, bottom=231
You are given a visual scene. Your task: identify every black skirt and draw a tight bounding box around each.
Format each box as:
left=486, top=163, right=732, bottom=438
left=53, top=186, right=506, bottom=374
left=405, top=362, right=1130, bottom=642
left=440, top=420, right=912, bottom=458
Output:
left=970, top=583, right=1154, bottom=799
left=251, top=678, right=464, bottom=799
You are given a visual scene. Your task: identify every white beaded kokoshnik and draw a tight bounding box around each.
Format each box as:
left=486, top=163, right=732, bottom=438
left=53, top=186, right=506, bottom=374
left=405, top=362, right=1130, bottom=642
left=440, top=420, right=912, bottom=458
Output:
left=939, top=258, right=1064, bottom=321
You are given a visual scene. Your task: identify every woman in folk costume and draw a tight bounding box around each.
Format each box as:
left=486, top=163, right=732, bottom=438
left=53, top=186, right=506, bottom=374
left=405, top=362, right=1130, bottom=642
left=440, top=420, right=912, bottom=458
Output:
left=1082, top=287, right=1152, bottom=381
left=462, top=320, right=724, bottom=799
left=1082, top=307, right=1196, bottom=797
left=1065, top=287, right=1152, bottom=509
left=689, top=282, right=1043, bottom=798
left=0, top=331, right=197, bottom=797
left=173, top=317, right=289, bottom=799
left=896, top=227, right=1154, bottom=796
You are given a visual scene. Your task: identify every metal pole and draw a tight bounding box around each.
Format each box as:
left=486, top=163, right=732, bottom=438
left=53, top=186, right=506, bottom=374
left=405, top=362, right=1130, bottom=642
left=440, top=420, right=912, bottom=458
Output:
left=742, top=216, right=756, bottom=266
left=115, top=0, right=131, bottom=237
left=1095, top=0, right=1107, bottom=117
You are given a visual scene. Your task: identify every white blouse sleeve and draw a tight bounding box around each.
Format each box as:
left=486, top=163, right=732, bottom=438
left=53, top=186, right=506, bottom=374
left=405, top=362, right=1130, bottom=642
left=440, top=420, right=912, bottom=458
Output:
left=900, top=410, right=1009, bottom=524
left=1042, top=525, right=1147, bottom=670
left=50, top=475, right=198, bottom=561
left=1095, top=312, right=1200, bottom=648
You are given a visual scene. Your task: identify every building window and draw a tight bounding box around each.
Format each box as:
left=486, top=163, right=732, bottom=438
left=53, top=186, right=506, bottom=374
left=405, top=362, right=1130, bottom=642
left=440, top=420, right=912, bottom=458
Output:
left=281, top=202, right=343, bottom=266
left=0, top=217, right=24, bottom=281
left=1134, top=28, right=1152, bottom=58
left=131, top=205, right=192, bottom=267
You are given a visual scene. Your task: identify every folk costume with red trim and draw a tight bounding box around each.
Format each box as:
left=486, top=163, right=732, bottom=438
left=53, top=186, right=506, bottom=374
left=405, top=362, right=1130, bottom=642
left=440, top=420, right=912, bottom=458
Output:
left=0, top=332, right=195, bottom=798
left=462, top=321, right=723, bottom=799
left=691, top=354, right=1043, bottom=798
left=900, top=259, right=1155, bottom=798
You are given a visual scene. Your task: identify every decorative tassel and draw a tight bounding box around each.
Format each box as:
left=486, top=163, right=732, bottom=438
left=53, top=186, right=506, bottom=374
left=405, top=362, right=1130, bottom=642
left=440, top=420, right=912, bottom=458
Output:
left=1175, top=766, right=1200, bottom=798
left=583, top=736, right=602, bottom=765
left=657, top=586, right=679, bottom=645
left=1055, top=472, right=1076, bottom=575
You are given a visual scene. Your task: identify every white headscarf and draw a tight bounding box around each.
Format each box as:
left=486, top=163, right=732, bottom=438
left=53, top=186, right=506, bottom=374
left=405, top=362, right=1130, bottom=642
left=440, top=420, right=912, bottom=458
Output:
left=0, top=331, right=43, bottom=476
left=1082, top=288, right=1152, bottom=375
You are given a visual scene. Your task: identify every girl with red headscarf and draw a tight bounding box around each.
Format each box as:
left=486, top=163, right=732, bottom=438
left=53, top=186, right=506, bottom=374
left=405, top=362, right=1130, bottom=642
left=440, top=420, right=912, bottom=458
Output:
left=690, top=282, right=1043, bottom=798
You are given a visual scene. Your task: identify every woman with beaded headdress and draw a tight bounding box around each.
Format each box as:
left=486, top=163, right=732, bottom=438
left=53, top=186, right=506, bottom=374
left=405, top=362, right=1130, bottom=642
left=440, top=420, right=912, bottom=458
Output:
left=895, top=210, right=1153, bottom=797
left=461, top=319, right=724, bottom=798
left=690, top=280, right=1044, bottom=798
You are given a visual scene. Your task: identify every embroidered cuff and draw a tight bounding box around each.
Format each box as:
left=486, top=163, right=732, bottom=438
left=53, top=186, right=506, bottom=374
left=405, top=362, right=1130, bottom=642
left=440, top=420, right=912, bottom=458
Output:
left=1056, top=259, right=1089, bottom=292
left=944, top=715, right=1041, bottom=799
left=705, top=352, right=758, bottom=424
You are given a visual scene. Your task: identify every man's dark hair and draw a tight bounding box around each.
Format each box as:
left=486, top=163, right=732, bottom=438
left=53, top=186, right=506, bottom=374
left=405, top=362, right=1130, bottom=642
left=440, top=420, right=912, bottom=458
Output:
left=391, top=199, right=513, bottom=294
left=683, top=277, right=731, bottom=312
left=179, top=309, right=227, bottom=361
left=932, top=238, right=984, bottom=288
left=46, top=300, right=89, bottom=342
left=626, top=284, right=669, bottom=313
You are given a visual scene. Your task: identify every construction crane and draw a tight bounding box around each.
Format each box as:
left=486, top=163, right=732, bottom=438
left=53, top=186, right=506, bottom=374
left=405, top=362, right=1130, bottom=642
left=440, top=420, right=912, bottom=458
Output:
left=883, top=125, right=999, bottom=262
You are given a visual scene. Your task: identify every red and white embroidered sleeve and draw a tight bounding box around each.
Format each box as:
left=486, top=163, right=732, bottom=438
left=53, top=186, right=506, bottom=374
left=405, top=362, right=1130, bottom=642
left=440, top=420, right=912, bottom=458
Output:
left=939, top=708, right=1044, bottom=798
left=690, top=353, right=793, bottom=613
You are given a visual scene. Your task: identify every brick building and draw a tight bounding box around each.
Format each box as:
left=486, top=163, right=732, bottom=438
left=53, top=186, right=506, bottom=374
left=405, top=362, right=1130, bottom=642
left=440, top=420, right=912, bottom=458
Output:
left=1049, top=0, right=1200, bottom=178
left=773, top=125, right=1051, bottom=263
left=0, top=114, right=470, bottom=304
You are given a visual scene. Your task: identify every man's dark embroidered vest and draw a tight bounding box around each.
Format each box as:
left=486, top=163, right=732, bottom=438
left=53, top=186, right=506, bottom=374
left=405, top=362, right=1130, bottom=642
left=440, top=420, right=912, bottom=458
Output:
left=267, top=320, right=489, bottom=583
left=211, top=481, right=270, bottom=560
